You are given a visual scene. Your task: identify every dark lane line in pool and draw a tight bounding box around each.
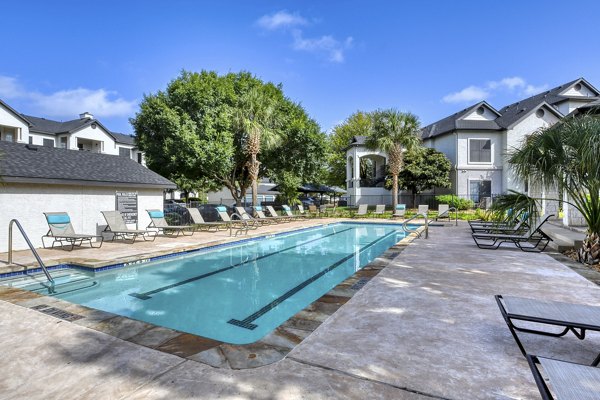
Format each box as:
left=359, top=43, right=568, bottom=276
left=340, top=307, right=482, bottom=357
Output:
left=228, top=229, right=398, bottom=330
left=129, top=227, right=354, bottom=300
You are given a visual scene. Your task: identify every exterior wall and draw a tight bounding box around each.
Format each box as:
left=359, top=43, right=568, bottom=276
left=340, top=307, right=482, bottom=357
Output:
left=462, top=106, right=497, bottom=121
left=503, top=109, right=560, bottom=192
left=555, top=99, right=593, bottom=116
left=345, top=145, right=389, bottom=205
left=0, top=105, right=29, bottom=143
left=29, top=132, right=57, bottom=146
left=69, top=125, right=116, bottom=154
left=561, top=83, right=597, bottom=97
left=0, top=183, right=164, bottom=252
left=455, top=130, right=503, bottom=198
left=424, top=133, right=456, bottom=165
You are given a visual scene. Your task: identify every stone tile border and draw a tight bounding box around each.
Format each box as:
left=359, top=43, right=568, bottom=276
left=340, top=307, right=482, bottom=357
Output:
left=0, top=226, right=421, bottom=370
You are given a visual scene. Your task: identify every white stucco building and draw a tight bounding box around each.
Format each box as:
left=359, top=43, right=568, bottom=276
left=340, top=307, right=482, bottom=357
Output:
left=0, top=99, right=176, bottom=253
left=345, top=77, right=600, bottom=223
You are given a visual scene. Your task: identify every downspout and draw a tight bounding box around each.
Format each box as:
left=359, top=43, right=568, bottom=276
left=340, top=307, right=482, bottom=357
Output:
left=454, top=132, right=459, bottom=198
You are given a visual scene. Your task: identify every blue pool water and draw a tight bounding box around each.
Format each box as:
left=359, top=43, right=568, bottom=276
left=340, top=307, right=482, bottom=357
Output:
left=24, top=223, right=407, bottom=344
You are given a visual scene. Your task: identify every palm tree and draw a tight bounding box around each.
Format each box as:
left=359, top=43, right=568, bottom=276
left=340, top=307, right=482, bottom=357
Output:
left=237, top=87, right=278, bottom=207
left=365, top=109, right=421, bottom=210
left=500, top=114, right=600, bottom=263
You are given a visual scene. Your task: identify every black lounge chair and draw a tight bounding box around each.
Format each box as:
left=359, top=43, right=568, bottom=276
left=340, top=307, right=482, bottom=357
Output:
left=527, top=355, right=600, bottom=400
left=472, top=215, right=553, bottom=252
left=469, top=212, right=529, bottom=233
left=496, top=295, right=600, bottom=366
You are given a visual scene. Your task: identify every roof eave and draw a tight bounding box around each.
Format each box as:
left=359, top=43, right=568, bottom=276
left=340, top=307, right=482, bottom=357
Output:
left=0, top=175, right=176, bottom=189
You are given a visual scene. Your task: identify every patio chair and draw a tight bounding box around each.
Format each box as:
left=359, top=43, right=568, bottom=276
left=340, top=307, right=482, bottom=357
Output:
left=42, top=212, right=103, bottom=251
left=373, top=205, right=386, bottom=218
left=496, top=295, right=600, bottom=366
left=435, top=204, right=456, bottom=222
left=391, top=204, right=406, bottom=219
left=352, top=204, right=369, bottom=218
left=252, top=206, right=283, bottom=224
left=101, top=210, right=156, bottom=243
left=146, top=209, right=194, bottom=237
left=186, top=207, right=228, bottom=232
left=224, top=207, right=258, bottom=230
left=417, top=205, right=429, bottom=216
left=266, top=205, right=292, bottom=222
left=472, top=215, right=553, bottom=252
left=527, top=355, right=600, bottom=399
left=308, top=205, right=319, bottom=217
left=236, top=207, right=269, bottom=226
left=283, top=204, right=305, bottom=220
left=297, top=204, right=310, bottom=218
left=470, top=215, right=530, bottom=234
left=469, top=210, right=527, bottom=231
left=469, top=208, right=515, bottom=227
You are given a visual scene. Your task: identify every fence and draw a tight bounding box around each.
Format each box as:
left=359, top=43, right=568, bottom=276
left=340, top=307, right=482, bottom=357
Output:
left=344, top=194, right=503, bottom=209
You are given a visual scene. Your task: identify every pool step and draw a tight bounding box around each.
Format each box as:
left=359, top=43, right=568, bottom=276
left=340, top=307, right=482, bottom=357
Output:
left=1, top=269, right=95, bottom=293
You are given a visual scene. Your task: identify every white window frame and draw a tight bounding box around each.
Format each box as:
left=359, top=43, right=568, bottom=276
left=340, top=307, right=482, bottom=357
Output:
left=467, top=138, right=493, bottom=165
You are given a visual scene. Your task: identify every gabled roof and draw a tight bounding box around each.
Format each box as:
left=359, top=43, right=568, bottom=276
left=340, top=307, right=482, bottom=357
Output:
left=0, top=141, right=175, bottom=189
left=421, top=101, right=502, bottom=139
left=23, top=114, right=137, bottom=146
left=0, top=99, right=32, bottom=126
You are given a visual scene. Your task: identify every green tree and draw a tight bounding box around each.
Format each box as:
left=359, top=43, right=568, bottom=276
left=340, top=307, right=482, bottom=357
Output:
left=366, top=109, right=421, bottom=210
left=131, top=70, right=326, bottom=206
left=326, top=111, right=372, bottom=186
left=494, top=115, right=600, bottom=263
left=393, top=148, right=452, bottom=207
left=274, top=171, right=302, bottom=205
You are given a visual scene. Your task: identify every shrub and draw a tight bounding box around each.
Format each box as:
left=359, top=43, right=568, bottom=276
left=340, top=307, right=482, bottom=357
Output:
left=435, top=195, right=474, bottom=210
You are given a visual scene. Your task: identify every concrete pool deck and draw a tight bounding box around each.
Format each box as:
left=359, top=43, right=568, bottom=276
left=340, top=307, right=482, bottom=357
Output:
left=1, top=222, right=600, bottom=398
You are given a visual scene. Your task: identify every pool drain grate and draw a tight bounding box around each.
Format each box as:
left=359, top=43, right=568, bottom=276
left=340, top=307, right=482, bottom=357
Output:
left=30, top=304, right=84, bottom=322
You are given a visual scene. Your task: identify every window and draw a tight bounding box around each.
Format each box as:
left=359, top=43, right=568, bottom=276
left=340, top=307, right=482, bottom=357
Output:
left=59, top=137, right=68, bottom=149
left=137, top=152, right=143, bottom=164
left=43, top=138, right=54, bottom=147
left=29, top=136, right=33, bottom=144
left=469, top=180, right=491, bottom=203
left=469, top=139, right=491, bottom=163
left=476, top=106, right=485, bottom=115
left=119, top=147, right=131, bottom=158
left=5, top=132, right=13, bottom=142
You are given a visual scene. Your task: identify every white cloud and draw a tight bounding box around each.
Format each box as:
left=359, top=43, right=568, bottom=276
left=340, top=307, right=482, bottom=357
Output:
left=0, top=75, right=136, bottom=117
left=443, top=76, right=548, bottom=104
left=256, top=11, right=307, bottom=31
left=442, top=86, right=490, bottom=103
left=292, top=30, right=353, bottom=63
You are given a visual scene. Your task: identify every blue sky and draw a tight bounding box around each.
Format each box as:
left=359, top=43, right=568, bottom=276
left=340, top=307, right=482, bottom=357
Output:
left=2, top=1, right=600, bottom=135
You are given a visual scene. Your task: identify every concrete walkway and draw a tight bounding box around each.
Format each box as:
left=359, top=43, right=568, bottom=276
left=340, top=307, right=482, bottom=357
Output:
left=1, top=222, right=600, bottom=399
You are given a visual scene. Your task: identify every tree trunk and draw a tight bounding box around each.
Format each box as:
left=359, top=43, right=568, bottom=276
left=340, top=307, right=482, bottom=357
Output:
left=578, top=232, right=600, bottom=265
left=391, top=174, right=398, bottom=210
left=250, top=153, right=259, bottom=207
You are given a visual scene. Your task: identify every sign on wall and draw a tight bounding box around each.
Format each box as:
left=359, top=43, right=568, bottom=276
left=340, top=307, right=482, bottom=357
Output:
left=115, top=191, right=138, bottom=225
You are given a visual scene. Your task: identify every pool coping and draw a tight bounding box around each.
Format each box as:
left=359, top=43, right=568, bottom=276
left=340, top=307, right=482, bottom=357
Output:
left=0, top=224, right=423, bottom=370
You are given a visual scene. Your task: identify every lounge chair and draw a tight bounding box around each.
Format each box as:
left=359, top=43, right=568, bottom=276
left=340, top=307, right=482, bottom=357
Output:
left=434, top=204, right=455, bottom=222
left=496, top=295, right=600, bottom=366
left=470, top=216, right=530, bottom=234
left=146, top=209, right=194, bottom=236
left=252, top=206, right=283, bottom=224
left=373, top=205, right=386, bottom=218
left=392, top=204, right=406, bottom=219
left=217, top=206, right=257, bottom=231
left=101, top=210, right=156, bottom=243
left=469, top=211, right=527, bottom=231
left=297, top=204, right=310, bottom=218
left=236, top=207, right=267, bottom=226
left=42, top=212, right=103, bottom=251
left=266, top=206, right=292, bottom=222
left=308, top=205, right=319, bottom=217
left=417, top=205, right=429, bottom=215
left=353, top=204, right=369, bottom=218
left=472, top=215, right=553, bottom=252
left=282, top=205, right=304, bottom=220
left=527, top=355, right=600, bottom=399
left=185, top=207, right=228, bottom=232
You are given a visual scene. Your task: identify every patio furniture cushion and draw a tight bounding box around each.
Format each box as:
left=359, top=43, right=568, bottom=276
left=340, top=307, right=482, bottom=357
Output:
left=255, top=206, right=263, bottom=211
left=539, top=357, right=600, bottom=400
left=396, top=204, right=405, bottom=210
left=148, top=210, right=164, bottom=218
left=282, top=205, right=290, bottom=211
left=47, top=214, right=71, bottom=224
left=216, top=206, right=227, bottom=212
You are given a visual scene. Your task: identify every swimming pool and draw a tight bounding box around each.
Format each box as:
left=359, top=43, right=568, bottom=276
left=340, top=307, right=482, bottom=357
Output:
left=23, top=222, right=408, bottom=344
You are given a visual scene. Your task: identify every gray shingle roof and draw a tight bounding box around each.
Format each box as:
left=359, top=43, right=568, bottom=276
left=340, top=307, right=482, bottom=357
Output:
left=22, top=114, right=89, bottom=134
left=0, top=141, right=175, bottom=189
left=421, top=102, right=502, bottom=139
left=110, top=131, right=136, bottom=145
left=0, top=100, right=32, bottom=126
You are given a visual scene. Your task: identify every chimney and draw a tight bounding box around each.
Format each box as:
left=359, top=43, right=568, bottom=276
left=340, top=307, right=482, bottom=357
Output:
left=79, top=112, right=94, bottom=120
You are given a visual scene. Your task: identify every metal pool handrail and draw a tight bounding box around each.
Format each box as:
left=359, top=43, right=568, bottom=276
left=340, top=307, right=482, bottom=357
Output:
left=402, top=213, right=429, bottom=239
left=229, top=213, right=249, bottom=236
left=8, top=219, right=55, bottom=287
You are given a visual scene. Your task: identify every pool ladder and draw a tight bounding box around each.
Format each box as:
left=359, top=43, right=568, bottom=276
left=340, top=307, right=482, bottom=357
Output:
left=402, top=213, right=429, bottom=239
left=8, top=219, right=55, bottom=291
